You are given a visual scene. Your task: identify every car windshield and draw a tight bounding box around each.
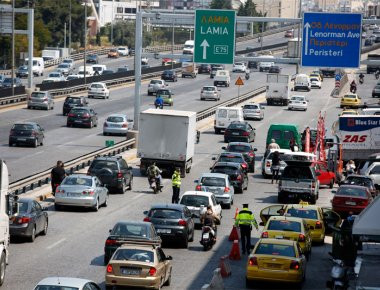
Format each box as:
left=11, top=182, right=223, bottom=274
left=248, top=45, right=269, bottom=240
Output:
left=58, top=64, right=69, bottom=68
left=255, top=243, right=296, bottom=257
left=180, top=195, right=209, bottom=207
left=219, top=155, right=243, bottom=163
left=200, top=177, right=226, bottom=187
left=31, top=92, right=46, bottom=98
left=227, top=145, right=250, bottom=152
left=150, top=80, right=162, bottom=84
left=150, top=209, right=182, bottom=219
left=203, top=87, right=215, bottom=91
left=13, top=124, right=34, bottom=130
left=62, top=176, right=93, bottom=187
left=337, top=187, right=368, bottom=197
left=244, top=105, right=259, bottom=109
left=90, top=161, right=118, bottom=171
left=287, top=208, right=318, bottom=219
left=375, top=86, right=380, bottom=90
left=92, top=67, right=102, bottom=72
left=66, top=98, right=81, bottom=104
left=282, top=166, right=313, bottom=179
left=212, top=166, right=239, bottom=175
left=63, top=59, right=73, bottom=64
left=344, top=95, right=356, bottom=99
left=228, top=123, right=246, bottom=130
left=310, top=78, right=319, bottom=82
left=87, top=55, right=96, bottom=59
left=49, top=73, right=60, bottom=78
left=110, top=49, right=117, bottom=52
left=66, top=76, right=78, bottom=80
left=157, top=90, right=170, bottom=96
left=235, top=63, right=243, bottom=66
left=106, top=116, right=124, bottom=123
left=111, top=223, right=148, bottom=238
left=34, top=286, right=79, bottom=290
left=163, top=71, right=173, bottom=75
left=345, top=177, right=373, bottom=187
left=267, top=220, right=301, bottom=232
left=17, top=201, right=29, bottom=213
left=91, top=83, right=104, bottom=89
left=113, top=249, right=154, bottom=263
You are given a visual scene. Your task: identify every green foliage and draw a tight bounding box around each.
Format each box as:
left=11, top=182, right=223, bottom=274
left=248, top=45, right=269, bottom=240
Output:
left=210, top=0, right=232, bottom=10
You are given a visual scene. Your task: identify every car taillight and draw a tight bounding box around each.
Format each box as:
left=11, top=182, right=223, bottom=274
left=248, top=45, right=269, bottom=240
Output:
left=148, top=267, right=157, bottom=276
left=143, top=217, right=151, bottom=222
left=31, top=131, right=38, bottom=136
left=105, top=239, right=117, bottom=246
left=122, top=123, right=128, bottom=128
left=311, top=181, right=316, bottom=189
left=237, top=175, right=242, bottom=181
left=106, top=264, right=113, bottom=273
left=104, top=122, right=108, bottom=127
left=357, top=199, right=369, bottom=206
left=261, top=231, right=268, bottom=238
left=56, top=188, right=65, bottom=194
left=68, top=113, right=75, bottom=117
left=82, top=113, right=90, bottom=118
left=241, top=163, right=247, bottom=169
left=83, top=190, right=95, bottom=195
left=17, top=217, right=31, bottom=224
left=290, top=260, right=300, bottom=270
left=266, top=161, right=271, bottom=167
left=178, top=219, right=187, bottom=226
left=224, top=187, right=230, bottom=192
left=315, top=221, right=322, bottom=229
left=196, top=185, right=202, bottom=191
left=117, top=172, right=123, bottom=178
left=249, top=257, right=258, bottom=266
left=298, top=234, right=305, bottom=242
left=248, top=152, right=254, bottom=158
left=242, top=132, right=249, bottom=136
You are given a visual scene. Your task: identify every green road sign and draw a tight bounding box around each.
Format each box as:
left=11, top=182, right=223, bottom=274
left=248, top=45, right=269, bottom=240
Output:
left=194, top=9, right=236, bottom=64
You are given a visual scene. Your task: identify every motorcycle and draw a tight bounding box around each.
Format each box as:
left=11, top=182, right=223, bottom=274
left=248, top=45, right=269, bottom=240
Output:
left=155, top=103, right=163, bottom=109
left=326, top=255, right=349, bottom=290
left=148, top=176, right=161, bottom=194
left=359, top=77, right=364, bottom=84
left=200, top=226, right=216, bottom=251
left=245, top=73, right=250, bottom=80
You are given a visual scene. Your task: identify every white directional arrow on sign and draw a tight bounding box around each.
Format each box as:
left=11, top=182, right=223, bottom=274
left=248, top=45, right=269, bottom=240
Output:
left=304, top=22, right=311, bottom=56
left=200, top=39, right=210, bottom=60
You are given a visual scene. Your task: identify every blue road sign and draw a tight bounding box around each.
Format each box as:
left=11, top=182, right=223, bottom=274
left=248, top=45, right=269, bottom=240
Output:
left=335, top=74, right=342, bottom=81
left=302, top=12, right=362, bottom=68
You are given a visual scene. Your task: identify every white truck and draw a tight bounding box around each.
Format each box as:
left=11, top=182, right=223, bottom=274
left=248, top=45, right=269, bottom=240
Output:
left=334, top=115, right=380, bottom=161
left=24, top=57, right=44, bottom=76
left=213, top=70, right=230, bottom=87
left=286, top=38, right=299, bottom=58
left=42, top=49, right=60, bottom=62
left=265, top=74, right=291, bottom=106
left=181, top=62, right=198, bottom=78
left=138, top=109, right=196, bottom=177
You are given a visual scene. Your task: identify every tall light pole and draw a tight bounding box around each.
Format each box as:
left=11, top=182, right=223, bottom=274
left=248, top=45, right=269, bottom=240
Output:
left=296, top=0, right=301, bottom=74
left=260, top=0, right=266, bottom=51
left=171, top=9, right=174, bottom=70
left=69, top=0, right=72, bottom=53
left=83, top=0, right=88, bottom=85
left=111, top=0, right=114, bottom=45
left=11, top=0, right=15, bottom=96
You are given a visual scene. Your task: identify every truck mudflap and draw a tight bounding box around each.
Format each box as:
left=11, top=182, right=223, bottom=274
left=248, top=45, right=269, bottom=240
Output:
left=140, top=158, right=192, bottom=178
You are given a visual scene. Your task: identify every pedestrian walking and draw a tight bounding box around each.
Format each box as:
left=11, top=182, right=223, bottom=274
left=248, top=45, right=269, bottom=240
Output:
left=171, top=168, right=181, bottom=204
left=51, top=160, right=66, bottom=195
left=235, top=203, right=259, bottom=255
left=271, top=151, right=281, bottom=184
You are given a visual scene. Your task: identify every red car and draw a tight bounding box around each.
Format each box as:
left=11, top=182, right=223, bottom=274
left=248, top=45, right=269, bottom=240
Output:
left=313, top=161, right=335, bottom=188
left=332, top=185, right=373, bottom=217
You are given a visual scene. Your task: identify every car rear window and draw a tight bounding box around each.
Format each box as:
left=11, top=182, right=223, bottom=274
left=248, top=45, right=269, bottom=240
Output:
left=34, top=286, right=78, bottom=290
left=66, top=97, right=81, bottom=104
left=62, top=176, right=93, bottom=187
left=107, top=116, right=124, bottom=123
left=150, top=209, right=182, bottom=219
left=17, top=201, right=29, bottom=213
left=31, top=92, right=47, bottom=98
left=228, top=110, right=238, bottom=118
left=287, top=208, right=318, bottom=219
left=345, top=177, right=373, bottom=188
left=291, top=96, right=305, bottom=102
left=90, top=83, right=103, bottom=88
left=337, top=187, right=368, bottom=197
left=219, top=155, right=243, bottom=163
left=244, top=105, right=258, bottom=109
left=70, top=108, right=87, bottom=114
left=180, top=195, right=209, bottom=207
left=157, top=90, right=170, bottom=96
left=228, top=145, right=250, bottom=152
left=282, top=166, right=313, bottom=179
left=112, top=223, right=148, bottom=237
left=344, top=95, right=356, bottom=99
left=255, top=243, right=296, bottom=257
left=150, top=80, right=162, bottom=84
left=201, top=177, right=226, bottom=187
left=228, top=123, right=246, bottom=130
left=271, top=130, right=281, bottom=140
left=267, top=152, right=286, bottom=160
left=217, top=109, right=227, bottom=118
left=113, top=249, right=154, bottom=263
left=90, top=160, right=118, bottom=171
left=13, top=124, right=34, bottom=130
left=267, top=220, right=301, bottom=232
left=203, top=86, right=215, bottom=91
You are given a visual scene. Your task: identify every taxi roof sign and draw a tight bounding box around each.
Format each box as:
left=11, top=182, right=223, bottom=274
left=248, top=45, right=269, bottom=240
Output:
left=235, top=76, right=244, bottom=86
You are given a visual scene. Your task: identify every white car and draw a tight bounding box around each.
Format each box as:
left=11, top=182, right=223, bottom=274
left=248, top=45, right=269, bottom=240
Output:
left=147, top=79, right=166, bottom=95
left=88, top=82, right=109, bottom=99
left=369, top=24, right=378, bottom=30
left=34, top=277, right=100, bottom=290
left=200, top=86, right=221, bottom=101
left=62, top=58, right=74, bottom=68
left=232, top=62, right=247, bottom=72
left=141, top=57, right=148, bottom=65
left=117, top=47, right=129, bottom=56
left=179, top=191, right=222, bottom=225
left=310, top=77, right=322, bottom=89
left=288, top=95, right=308, bottom=111
left=45, top=71, right=65, bottom=82
left=103, top=114, right=132, bottom=136
left=242, top=103, right=265, bottom=120
left=261, top=149, right=292, bottom=177
left=365, top=162, right=380, bottom=187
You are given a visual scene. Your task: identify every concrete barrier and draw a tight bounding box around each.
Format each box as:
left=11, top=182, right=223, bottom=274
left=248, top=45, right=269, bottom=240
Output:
left=200, top=268, right=225, bottom=289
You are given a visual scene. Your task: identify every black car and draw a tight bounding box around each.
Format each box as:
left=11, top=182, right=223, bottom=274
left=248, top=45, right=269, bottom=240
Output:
left=87, top=156, right=133, bottom=193
left=143, top=203, right=195, bottom=248
left=9, top=122, right=44, bottom=147
left=269, top=66, right=281, bottom=73
left=198, top=64, right=211, bottom=74
left=102, top=69, right=114, bottom=75
left=161, top=70, right=177, bottom=82
left=104, top=221, right=161, bottom=265
left=212, top=152, right=249, bottom=174
left=247, top=52, right=258, bottom=69
left=9, top=198, right=48, bottom=242
left=67, top=107, right=98, bottom=128
left=117, top=66, right=129, bottom=73
left=210, top=65, right=224, bottom=78
left=16, top=65, right=29, bottom=78
left=222, top=142, right=257, bottom=172
left=224, top=121, right=255, bottom=143
left=2, top=77, right=22, bottom=88
left=63, top=96, right=88, bottom=115
left=86, top=54, right=99, bottom=64
left=129, top=47, right=135, bottom=56
left=211, top=162, right=248, bottom=193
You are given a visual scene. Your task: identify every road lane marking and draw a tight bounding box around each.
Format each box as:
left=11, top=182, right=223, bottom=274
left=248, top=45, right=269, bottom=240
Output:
left=132, top=193, right=145, bottom=200
left=47, top=238, right=66, bottom=250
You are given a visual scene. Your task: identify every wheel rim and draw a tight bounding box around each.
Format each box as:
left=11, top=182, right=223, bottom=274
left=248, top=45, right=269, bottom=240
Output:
left=0, top=255, right=5, bottom=282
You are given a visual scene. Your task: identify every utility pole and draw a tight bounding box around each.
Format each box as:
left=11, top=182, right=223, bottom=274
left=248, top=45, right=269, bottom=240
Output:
left=84, top=1, right=87, bottom=86
left=64, top=22, right=67, bottom=48
left=111, top=0, right=114, bottom=45
left=11, top=0, right=15, bottom=96
left=69, top=0, right=72, bottom=52
left=133, top=10, right=142, bottom=130
left=171, top=9, right=174, bottom=70
left=296, top=0, right=301, bottom=74
left=260, top=0, right=266, bottom=51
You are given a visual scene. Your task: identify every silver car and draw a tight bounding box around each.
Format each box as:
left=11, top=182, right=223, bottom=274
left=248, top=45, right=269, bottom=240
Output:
left=62, top=58, right=74, bottom=68
left=195, top=173, right=234, bottom=208
left=243, top=103, right=264, bottom=120
left=55, top=174, right=108, bottom=211
left=147, top=79, right=166, bottom=95
left=27, top=91, right=54, bottom=110
left=103, top=114, right=133, bottom=136
left=34, top=277, right=100, bottom=290
left=200, top=86, right=221, bottom=101
left=56, top=63, right=73, bottom=76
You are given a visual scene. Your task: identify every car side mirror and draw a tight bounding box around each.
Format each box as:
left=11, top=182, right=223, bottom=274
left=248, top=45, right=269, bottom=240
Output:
left=194, top=180, right=199, bottom=183
left=109, top=229, right=112, bottom=233
left=143, top=210, right=148, bottom=215
left=254, top=148, right=258, bottom=151
left=212, top=157, right=216, bottom=160
left=166, top=255, right=173, bottom=260
left=222, top=146, right=226, bottom=150
left=259, top=221, right=265, bottom=226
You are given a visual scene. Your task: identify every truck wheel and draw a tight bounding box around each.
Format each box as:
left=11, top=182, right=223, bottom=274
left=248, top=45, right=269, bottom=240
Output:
left=0, top=252, right=5, bottom=286
left=215, top=128, right=221, bottom=134
left=186, top=166, right=191, bottom=174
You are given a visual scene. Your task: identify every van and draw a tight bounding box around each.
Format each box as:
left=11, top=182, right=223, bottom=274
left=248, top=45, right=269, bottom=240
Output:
left=24, top=57, right=44, bottom=76
left=214, top=70, right=231, bottom=87
left=183, top=40, right=194, bottom=55
left=266, top=124, right=301, bottom=149
left=362, top=108, right=380, bottom=115
left=214, top=107, right=244, bottom=134
left=78, top=66, right=94, bottom=77
left=92, top=64, right=107, bottom=75
left=258, top=55, right=275, bottom=72
left=294, top=74, right=311, bottom=91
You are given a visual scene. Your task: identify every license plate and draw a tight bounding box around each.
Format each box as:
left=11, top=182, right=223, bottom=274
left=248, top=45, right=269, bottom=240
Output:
left=288, top=194, right=295, bottom=198
left=203, top=233, right=210, bottom=239
left=346, top=201, right=356, bottom=205
left=232, top=132, right=239, bottom=135
left=266, top=263, right=281, bottom=269
left=157, top=229, right=171, bottom=234
left=17, top=138, right=26, bottom=141
left=74, top=120, right=82, bottom=123
left=121, top=268, right=141, bottom=275
left=275, top=235, right=283, bottom=239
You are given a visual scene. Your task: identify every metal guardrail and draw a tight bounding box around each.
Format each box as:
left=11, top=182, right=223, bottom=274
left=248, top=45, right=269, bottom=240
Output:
left=9, top=86, right=266, bottom=195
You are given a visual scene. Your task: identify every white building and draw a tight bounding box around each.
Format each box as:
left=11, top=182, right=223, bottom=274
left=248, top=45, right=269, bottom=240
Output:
left=254, top=0, right=299, bottom=19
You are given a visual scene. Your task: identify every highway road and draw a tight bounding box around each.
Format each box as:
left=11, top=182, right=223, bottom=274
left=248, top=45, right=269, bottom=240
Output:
left=2, top=71, right=354, bottom=289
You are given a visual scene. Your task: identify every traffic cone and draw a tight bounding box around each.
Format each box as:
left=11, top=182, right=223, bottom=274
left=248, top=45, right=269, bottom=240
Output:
left=228, top=225, right=240, bottom=241
left=229, top=240, right=241, bottom=260
left=219, top=255, right=232, bottom=277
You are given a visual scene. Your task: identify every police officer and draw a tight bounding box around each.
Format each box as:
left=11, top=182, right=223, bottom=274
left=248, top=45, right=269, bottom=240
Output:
left=235, top=203, right=259, bottom=254
left=171, top=168, right=181, bottom=203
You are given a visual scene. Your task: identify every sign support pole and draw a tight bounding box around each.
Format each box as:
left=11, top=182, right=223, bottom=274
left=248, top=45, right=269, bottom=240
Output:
left=133, top=10, right=142, bottom=131
left=27, top=8, right=34, bottom=89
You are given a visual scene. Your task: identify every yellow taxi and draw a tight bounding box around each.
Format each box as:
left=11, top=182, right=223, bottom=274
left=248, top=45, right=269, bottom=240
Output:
left=246, top=238, right=306, bottom=287
left=311, top=70, right=323, bottom=81
left=261, top=216, right=312, bottom=259
left=309, top=73, right=322, bottom=82
left=260, top=203, right=341, bottom=244
left=105, top=244, right=172, bottom=290
left=340, top=94, right=361, bottom=108
left=340, top=109, right=359, bottom=116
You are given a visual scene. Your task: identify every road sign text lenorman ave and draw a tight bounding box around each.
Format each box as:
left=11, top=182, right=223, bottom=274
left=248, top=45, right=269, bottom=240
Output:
left=302, top=12, right=362, bottom=68
left=194, top=9, right=236, bottom=64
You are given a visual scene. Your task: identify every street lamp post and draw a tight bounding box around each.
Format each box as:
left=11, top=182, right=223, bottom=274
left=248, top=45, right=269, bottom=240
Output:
left=84, top=1, right=87, bottom=85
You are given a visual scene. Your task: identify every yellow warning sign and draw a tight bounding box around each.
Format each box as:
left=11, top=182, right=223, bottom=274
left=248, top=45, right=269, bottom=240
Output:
left=235, top=76, right=244, bottom=86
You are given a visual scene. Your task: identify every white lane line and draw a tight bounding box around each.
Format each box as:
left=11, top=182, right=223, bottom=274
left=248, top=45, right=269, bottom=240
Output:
left=132, top=193, right=145, bottom=200
left=47, top=238, right=66, bottom=250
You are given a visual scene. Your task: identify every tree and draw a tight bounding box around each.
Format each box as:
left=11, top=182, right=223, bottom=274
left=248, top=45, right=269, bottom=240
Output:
left=210, top=0, right=232, bottom=10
